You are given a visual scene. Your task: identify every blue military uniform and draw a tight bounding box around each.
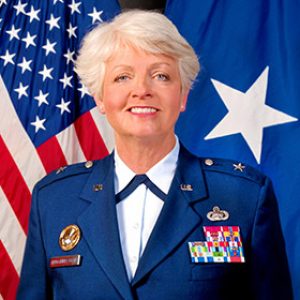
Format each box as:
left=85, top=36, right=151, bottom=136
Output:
left=17, top=146, right=293, bottom=299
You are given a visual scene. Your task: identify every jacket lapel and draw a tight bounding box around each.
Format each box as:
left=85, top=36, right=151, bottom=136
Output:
left=132, top=147, right=208, bottom=286
left=77, top=154, right=133, bottom=300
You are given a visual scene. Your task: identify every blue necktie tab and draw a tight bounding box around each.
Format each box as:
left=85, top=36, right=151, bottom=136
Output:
left=116, top=174, right=167, bottom=203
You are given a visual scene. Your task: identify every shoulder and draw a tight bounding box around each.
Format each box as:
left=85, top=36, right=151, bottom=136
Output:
left=179, top=146, right=267, bottom=186
left=34, top=154, right=113, bottom=192
left=34, top=160, right=95, bottom=190
left=200, top=157, right=266, bottom=185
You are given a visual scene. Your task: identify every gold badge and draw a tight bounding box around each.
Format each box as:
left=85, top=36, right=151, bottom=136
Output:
left=59, top=225, right=81, bottom=251
left=207, top=206, right=229, bottom=221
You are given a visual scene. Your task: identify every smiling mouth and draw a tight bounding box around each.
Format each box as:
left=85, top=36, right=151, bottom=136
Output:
left=130, top=107, right=158, bottom=114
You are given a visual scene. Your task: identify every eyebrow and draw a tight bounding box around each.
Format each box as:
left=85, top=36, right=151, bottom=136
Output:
left=111, top=62, right=173, bottom=72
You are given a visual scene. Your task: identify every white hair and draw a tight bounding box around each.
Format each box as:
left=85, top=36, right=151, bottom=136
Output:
left=75, top=10, right=200, bottom=98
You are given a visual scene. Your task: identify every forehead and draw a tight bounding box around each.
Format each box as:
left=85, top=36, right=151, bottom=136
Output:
left=106, top=46, right=177, bottom=69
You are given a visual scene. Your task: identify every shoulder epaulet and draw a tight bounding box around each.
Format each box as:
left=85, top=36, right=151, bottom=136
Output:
left=35, top=160, right=96, bottom=190
left=201, top=157, right=266, bottom=185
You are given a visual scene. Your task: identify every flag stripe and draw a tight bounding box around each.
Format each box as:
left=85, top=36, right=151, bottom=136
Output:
left=90, top=107, right=115, bottom=153
left=37, top=136, right=68, bottom=174
left=0, top=241, right=20, bottom=300
left=0, top=76, right=46, bottom=191
left=56, top=123, right=87, bottom=164
left=74, top=111, right=109, bottom=160
left=0, top=187, right=26, bottom=275
left=0, top=136, right=31, bottom=234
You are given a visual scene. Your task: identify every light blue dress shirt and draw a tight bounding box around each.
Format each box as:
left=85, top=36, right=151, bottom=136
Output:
left=114, top=138, right=179, bottom=281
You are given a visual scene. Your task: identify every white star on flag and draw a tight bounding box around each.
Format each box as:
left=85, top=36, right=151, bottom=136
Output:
left=88, top=7, right=103, bottom=24
left=78, top=83, right=91, bottom=98
left=0, top=0, right=7, bottom=8
left=21, top=32, right=36, bottom=48
left=13, top=0, right=27, bottom=15
left=26, top=5, right=40, bottom=23
left=34, top=90, right=49, bottom=107
left=59, top=73, right=73, bottom=88
left=0, top=50, right=15, bottom=66
left=17, top=57, right=32, bottom=73
left=14, top=82, right=29, bottom=99
left=42, top=39, right=57, bottom=56
left=205, top=66, right=298, bottom=163
left=64, top=49, right=75, bottom=64
left=30, top=115, right=46, bottom=133
left=66, top=23, right=77, bottom=38
left=6, top=25, right=21, bottom=41
left=45, top=14, right=61, bottom=31
left=38, top=64, right=54, bottom=81
left=56, top=98, right=71, bottom=115
left=68, top=0, right=81, bottom=14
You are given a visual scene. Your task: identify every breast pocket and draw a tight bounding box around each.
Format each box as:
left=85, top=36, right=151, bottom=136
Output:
left=190, top=263, right=247, bottom=281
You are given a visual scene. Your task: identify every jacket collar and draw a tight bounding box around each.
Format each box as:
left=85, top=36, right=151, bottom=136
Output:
left=132, top=146, right=208, bottom=285
left=78, top=153, right=134, bottom=300
left=77, top=146, right=208, bottom=293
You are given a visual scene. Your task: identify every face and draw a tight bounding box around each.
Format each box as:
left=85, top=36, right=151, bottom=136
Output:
left=95, top=47, right=189, bottom=144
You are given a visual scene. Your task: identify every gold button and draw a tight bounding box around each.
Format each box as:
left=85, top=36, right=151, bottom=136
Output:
left=204, top=159, right=214, bottom=166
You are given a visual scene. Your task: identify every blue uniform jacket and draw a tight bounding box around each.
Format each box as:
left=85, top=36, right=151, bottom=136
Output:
left=17, top=146, right=293, bottom=300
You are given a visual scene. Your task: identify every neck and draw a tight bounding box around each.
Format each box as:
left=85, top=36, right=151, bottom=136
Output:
left=115, top=134, right=177, bottom=174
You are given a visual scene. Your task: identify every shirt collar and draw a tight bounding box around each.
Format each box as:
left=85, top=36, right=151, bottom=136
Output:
left=114, top=137, right=180, bottom=194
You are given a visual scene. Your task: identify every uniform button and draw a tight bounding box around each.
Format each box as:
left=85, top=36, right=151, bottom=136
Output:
left=85, top=161, right=93, bottom=168
left=204, top=158, right=214, bottom=166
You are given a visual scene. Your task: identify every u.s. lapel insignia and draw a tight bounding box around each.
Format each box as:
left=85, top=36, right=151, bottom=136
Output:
left=207, top=206, right=229, bottom=221
left=59, top=225, right=81, bottom=251
left=180, top=184, right=193, bottom=191
left=93, top=184, right=103, bottom=192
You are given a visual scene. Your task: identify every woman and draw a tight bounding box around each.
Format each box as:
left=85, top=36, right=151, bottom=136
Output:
left=17, top=10, right=292, bottom=300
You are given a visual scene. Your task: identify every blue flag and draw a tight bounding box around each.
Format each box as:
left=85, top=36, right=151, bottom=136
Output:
left=165, top=0, right=299, bottom=298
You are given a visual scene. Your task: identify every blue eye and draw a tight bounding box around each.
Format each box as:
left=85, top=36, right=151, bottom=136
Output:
left=114, top=75, right=130, bottom=82
left=155, top=73, right=169, bottom=81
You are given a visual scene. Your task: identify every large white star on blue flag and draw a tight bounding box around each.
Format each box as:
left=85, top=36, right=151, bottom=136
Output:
left=205, top=67, right=298, bottom=163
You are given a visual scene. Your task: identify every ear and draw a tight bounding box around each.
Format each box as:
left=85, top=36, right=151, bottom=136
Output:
left=180, top=90, right=189, bottom=112
left=94, top=96, right=106, bottom=115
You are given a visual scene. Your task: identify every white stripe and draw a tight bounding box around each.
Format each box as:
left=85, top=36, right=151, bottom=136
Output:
left=0, top=76, right=46, bottom=191
left=56, top=123, right=86, bottom=164
left=90, top=107, right=115, bottom=153
left=0, top=188, right=26, bottom=275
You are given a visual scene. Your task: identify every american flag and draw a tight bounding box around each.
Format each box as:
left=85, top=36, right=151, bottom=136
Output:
left=0, top=1, right=119, bottom=299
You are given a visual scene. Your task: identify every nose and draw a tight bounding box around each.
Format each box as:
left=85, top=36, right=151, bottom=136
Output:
left=131, top=76, right=152, bottom=99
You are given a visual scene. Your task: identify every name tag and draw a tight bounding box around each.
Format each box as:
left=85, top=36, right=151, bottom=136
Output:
left=50, top=254, right=82, bottom=268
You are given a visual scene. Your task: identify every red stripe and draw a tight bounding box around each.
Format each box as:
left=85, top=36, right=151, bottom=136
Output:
left=0, top=136, right=31, bottom=234
left=0, top=241, right=19, bottom=300
left=37, top=136, right=67, bottom=174
left=74, top=111, right=109, bottom=160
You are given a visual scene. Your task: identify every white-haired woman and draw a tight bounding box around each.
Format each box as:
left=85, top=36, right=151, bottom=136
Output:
left=18, top=10, right=292, bottom=300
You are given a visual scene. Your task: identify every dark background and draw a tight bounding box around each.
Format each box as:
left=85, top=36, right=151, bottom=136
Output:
left=118, top=0, right=167, bottom=11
